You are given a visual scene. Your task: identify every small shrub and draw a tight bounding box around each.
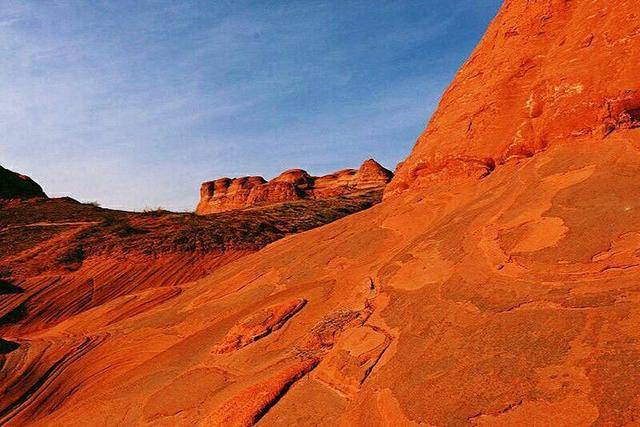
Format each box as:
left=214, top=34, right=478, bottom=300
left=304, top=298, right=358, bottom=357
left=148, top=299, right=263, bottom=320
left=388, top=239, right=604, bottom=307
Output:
left=142, top=207, right=169, bottom=217
left=58, top=245, right=85, bottom=265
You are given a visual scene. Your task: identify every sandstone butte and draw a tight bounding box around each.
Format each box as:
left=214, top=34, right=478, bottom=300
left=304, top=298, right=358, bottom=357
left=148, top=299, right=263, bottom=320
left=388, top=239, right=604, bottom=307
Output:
left=1, top=0, right=640, bottom=425
left=196, top=159, right=393, bottom=214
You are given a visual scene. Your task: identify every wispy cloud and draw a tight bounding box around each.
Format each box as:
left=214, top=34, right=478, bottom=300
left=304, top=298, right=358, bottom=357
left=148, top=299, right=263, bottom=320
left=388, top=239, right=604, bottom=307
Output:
left=0, top=0, right=501, bottom=211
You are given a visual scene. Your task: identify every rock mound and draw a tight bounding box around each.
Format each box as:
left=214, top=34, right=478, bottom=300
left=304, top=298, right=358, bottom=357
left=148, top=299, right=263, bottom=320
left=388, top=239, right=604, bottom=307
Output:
left=196, top=159, right=392, bottom=214
left=0, top=165, right=46, bottom=200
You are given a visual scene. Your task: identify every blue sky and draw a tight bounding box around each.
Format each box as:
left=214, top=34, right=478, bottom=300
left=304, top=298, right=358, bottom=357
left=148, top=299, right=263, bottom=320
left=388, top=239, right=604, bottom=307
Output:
left=0, top=0, right=501, bottom=211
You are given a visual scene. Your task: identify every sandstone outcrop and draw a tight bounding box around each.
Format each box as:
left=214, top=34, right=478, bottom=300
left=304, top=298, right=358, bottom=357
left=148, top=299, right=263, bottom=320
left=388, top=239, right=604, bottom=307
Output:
left=386, top=0, right=640, bottom=197
left=3, top=1, right=640, bottom=425
left=0, top=165, right=46, bottom=200
left=196, top=159, right=393, bottom=214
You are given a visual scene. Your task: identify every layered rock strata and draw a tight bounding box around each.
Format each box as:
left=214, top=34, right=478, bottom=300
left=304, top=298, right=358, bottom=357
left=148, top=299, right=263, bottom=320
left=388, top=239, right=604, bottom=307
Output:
left=196, top=159, right=392, bottom=214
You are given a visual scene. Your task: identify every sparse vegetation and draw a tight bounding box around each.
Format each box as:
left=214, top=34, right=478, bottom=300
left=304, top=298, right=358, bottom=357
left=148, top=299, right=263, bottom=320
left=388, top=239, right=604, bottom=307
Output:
left=0, top=190, right=382, bottom=277
left=57, top=245, right=85, bottom=266
left=142, top=207, right=170, bottom=216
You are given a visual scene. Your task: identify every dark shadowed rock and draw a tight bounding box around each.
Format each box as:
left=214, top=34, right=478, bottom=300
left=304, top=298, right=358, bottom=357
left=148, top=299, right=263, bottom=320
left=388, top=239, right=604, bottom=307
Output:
left=0, top=166, right=46, bottom=200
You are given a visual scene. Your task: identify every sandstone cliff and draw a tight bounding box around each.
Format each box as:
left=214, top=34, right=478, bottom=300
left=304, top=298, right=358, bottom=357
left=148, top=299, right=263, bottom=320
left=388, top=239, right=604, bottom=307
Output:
left=0, top=165, right=46, bottom=200
left=196, top=159, right=393, bottom=214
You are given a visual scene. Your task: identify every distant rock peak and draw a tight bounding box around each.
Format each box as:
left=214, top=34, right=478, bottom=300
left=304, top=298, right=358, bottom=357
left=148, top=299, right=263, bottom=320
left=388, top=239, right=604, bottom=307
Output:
left=196, top=159, right=393, bottom=214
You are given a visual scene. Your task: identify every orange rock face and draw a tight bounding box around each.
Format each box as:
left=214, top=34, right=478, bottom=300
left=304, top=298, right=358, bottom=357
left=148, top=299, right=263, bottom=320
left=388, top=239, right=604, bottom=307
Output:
left=3, top=1, right=640, bottom=426
left=196, top=159, right=393, bottom=214
left=386, top=0, right=640, bottom=197
left=0, top=165, right=46, bottom=200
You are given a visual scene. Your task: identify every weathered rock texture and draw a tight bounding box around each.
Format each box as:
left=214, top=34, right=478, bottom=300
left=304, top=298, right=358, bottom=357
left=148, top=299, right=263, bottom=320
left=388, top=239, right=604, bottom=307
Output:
left=196, top=159, right=393, bottom=214
left=0, top=165, right=46, bottom=200
left=386, top=0, right=640, bottom=197
left=0, top=188, right=381, bottom=336
left=2, top=1, right=640, bottom=426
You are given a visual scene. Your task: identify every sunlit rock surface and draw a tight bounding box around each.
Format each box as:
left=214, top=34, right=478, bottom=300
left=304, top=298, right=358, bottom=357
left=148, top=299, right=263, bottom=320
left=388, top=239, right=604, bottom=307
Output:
left=196, top=159, right=392, bottom=214
left=2, top=1, right=640, bottom=425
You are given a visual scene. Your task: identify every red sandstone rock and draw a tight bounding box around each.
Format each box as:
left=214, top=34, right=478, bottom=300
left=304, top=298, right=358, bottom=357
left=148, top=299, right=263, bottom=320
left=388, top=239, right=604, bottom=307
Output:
left=198, top=176, right=266, bottom=213
left=354, top=158, right=394, bottom=190
left=4, top=1, right=640, bottom=426
left=386, top=0, right=640, bottom=197
left=196, top=159, right=393, bottom=214
left=0, top=165, right=46, bottom=200
left=211, top=298, right=307, bottom=354
left=0, top=190, right=381, bottom=336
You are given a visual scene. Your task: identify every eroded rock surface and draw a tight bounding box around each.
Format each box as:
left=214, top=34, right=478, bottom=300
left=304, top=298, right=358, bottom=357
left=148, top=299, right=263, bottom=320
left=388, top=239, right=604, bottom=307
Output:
left=0, top=190, right=381, bottom=337
left=386, top=0, right=640, bottom=197
left=2, top=1, right=640, bottom=426
left=211, top=299, right=307, bottom=354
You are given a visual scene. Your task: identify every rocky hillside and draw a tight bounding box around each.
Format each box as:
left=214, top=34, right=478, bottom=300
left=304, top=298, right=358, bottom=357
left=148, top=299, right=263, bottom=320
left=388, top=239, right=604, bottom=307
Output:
left=196, top=159, right=392, bottom=214
left=0, top=165, right=46, bottom=200
left=2, top=1, right=640, bottom=425
left=0, top=188, right=381, bottom=339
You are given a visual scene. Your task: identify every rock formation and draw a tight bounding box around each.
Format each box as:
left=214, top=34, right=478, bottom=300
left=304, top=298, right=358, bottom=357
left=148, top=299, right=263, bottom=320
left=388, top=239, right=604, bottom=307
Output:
left=0, top=187, right=381, bottom=337
left=0, top=165, right=46, bottom=200
left=3, top=1, right=640, bottom=425
left=386, top=0, right=640, bottom=197
left=196, top=159, right=393, bottom=214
